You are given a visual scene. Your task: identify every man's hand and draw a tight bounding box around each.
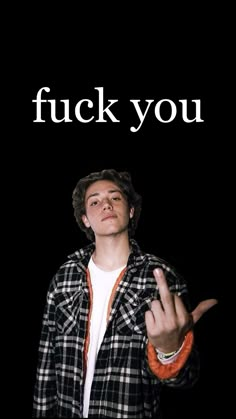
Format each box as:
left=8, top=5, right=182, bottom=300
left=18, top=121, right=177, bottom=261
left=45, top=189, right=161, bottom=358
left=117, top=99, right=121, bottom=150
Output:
left=145, top=268, right=218, bottom=353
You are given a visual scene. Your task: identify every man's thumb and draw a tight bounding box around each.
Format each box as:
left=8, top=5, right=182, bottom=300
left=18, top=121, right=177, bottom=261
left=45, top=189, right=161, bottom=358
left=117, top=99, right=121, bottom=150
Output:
left=191, top=299, right=218, bottom=324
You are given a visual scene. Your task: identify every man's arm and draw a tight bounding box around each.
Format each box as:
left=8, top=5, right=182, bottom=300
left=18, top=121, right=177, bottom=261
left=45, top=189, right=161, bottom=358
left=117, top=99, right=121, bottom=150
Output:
left=32, top=290, right=57, bottom=417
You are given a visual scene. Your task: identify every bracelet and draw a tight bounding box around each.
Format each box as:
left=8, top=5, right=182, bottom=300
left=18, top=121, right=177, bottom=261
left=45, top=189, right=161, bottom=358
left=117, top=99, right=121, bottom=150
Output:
left=156, top=349, right=177, bottom=360
left=155, top=339, right=185, bottom=361
left=147, top=330, right=194, bottom=378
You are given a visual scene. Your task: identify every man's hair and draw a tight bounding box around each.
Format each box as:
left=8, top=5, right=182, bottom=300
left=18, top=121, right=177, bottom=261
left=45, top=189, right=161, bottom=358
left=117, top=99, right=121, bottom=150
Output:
left=72, top=169, right=142, bottom=241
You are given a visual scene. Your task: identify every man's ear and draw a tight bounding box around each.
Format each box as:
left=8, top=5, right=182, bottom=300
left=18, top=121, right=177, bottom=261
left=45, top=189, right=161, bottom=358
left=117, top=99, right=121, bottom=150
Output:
left=130, top=207, right=135, bottom=219
left=82, top=214, right=91, bottom=228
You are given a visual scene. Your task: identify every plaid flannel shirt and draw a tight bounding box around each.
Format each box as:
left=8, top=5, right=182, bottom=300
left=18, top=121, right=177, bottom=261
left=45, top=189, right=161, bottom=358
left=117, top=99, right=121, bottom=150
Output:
left=33, top=240, right=199, bottom=418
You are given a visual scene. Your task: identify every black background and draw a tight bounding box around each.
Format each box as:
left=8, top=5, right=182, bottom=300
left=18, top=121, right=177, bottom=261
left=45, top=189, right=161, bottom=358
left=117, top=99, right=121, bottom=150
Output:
left=18, top=8, right=230, bottom=418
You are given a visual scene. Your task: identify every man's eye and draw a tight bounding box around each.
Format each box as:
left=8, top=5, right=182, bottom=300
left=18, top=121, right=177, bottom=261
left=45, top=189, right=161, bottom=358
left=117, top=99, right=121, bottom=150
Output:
left=90, top=201, right=98, bottom=206
left=112, top=196, right=121, bottom=201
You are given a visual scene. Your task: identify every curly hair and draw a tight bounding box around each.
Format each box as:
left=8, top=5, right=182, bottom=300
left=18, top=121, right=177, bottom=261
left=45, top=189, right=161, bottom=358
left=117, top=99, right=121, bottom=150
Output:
left=72, top=169, right=142, bottom=241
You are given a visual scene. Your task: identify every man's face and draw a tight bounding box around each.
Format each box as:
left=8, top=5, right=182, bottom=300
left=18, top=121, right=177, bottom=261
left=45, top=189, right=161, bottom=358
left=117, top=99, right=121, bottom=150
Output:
left=82, top=180, right=134, bottom=238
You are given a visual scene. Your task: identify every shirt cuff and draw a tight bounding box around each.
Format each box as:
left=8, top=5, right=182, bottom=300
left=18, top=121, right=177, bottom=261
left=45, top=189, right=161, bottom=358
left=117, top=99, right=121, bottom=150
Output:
left=147, top=330, right=194, bottom=379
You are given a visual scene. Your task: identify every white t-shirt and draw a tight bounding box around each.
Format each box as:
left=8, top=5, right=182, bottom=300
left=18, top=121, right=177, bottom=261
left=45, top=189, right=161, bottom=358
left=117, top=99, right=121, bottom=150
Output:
left=83, top=257, right=126, bottom=418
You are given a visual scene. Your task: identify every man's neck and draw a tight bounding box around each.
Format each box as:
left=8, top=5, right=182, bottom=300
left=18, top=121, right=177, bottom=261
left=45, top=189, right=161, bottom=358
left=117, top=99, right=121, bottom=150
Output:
left=92, top=234, right=130, bottom=271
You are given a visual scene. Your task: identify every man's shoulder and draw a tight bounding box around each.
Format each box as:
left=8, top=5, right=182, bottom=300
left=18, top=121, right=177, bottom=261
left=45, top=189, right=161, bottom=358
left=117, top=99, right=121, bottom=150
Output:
left=131, top=240, right=183, bottom=285
left=66, top=241, right=95, bottom=263
left=132, top=240, right=177, bottom=270
left=54, top=241, right=94, bottom=268
left=48, top=242, right=94, bottom=292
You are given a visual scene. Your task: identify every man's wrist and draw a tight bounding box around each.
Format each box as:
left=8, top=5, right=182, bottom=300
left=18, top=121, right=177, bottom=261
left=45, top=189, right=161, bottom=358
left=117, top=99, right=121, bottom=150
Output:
left=155, top=340, right=185, bottom=364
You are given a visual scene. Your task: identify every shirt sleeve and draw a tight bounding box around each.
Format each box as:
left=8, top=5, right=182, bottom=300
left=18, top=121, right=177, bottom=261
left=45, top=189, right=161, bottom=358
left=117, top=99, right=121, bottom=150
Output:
left=145, top=263, right=200, bottom=388
left=32, top=283, right=57, bottom=417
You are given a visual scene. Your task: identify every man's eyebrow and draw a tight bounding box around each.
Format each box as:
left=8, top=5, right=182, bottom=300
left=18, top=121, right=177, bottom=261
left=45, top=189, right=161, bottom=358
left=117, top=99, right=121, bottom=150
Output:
left=86, top=189, right=122, bottom=202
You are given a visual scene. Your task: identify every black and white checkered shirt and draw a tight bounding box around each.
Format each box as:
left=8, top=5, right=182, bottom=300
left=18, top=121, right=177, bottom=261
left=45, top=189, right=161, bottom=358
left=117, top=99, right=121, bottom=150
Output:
left=33, top=240, right=199, bottom=418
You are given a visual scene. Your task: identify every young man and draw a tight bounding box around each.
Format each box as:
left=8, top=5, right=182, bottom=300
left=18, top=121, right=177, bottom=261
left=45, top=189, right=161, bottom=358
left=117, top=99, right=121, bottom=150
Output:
left=33, top=169, right=217, bottom=418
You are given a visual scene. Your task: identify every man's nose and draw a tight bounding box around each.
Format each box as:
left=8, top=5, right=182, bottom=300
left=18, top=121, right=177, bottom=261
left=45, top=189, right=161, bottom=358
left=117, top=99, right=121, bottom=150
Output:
left=102, top=199, right=113, bottom=210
